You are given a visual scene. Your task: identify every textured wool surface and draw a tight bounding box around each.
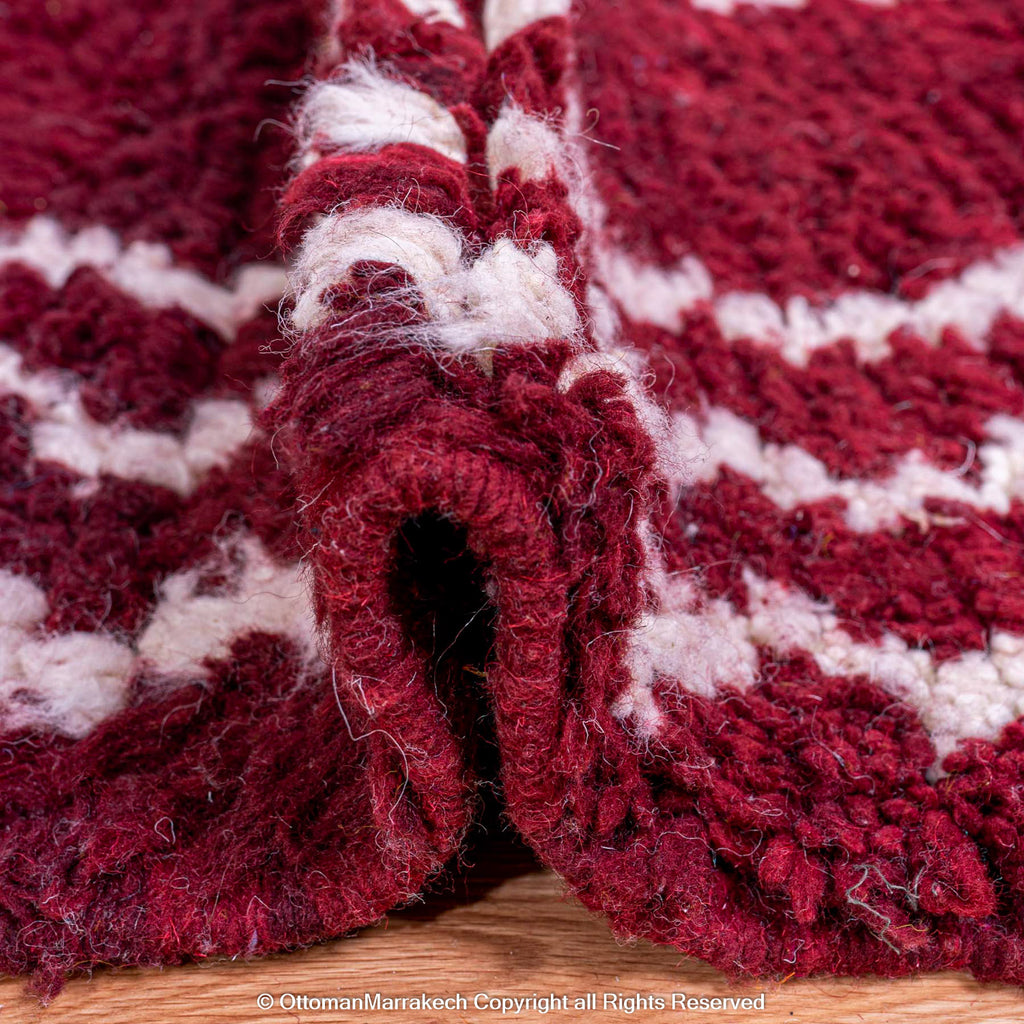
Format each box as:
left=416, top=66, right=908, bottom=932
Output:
left=4, top=0, right=1024, bottom=996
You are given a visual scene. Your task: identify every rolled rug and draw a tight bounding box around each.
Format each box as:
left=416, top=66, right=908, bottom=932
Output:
left=3, top=0, right=1024, bottom=996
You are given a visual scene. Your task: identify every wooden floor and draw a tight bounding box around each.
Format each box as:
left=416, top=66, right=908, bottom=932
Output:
left=2, top=831, right=1021, bottom=1024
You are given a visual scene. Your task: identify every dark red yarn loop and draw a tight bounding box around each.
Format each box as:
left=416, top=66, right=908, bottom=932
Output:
left=278, top=147, right=480, bottom=254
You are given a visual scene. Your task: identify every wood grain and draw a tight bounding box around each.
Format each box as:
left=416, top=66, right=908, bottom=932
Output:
left=1, top=832, right=1021, bottom=1024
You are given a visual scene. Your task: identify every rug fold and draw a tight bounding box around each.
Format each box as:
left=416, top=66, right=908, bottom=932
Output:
left=5, top=0, right=1024, bottom=997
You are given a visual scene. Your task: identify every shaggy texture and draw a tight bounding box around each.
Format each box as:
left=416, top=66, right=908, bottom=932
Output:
left=4, top=0, right=1024, bottom=995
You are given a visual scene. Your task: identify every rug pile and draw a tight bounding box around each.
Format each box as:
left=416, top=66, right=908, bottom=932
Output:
left=4, top=0, right=1024, bottom=993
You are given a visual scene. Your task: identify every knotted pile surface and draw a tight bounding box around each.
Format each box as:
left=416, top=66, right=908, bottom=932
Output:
left=4, top=0, right=1024, bottom=995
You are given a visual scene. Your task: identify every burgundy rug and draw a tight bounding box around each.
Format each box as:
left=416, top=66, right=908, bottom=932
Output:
left=4, top=0, right=1024, bottom=995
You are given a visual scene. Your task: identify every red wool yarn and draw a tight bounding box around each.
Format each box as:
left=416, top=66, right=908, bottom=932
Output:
left=3, top=0, right=1024, bottom=998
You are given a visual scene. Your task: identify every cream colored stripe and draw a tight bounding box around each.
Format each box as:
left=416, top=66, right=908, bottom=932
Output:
left=672, top=406, right=1024, bottom=531
left=616, top=569, right=1024, bottom=772
left=0, top=344, right=257, bottom=495
left=0, top=536, right=317, bottom=739
left=599, top=244, right=1024, bottom=367
left=0, top=217, right=285, bottom=338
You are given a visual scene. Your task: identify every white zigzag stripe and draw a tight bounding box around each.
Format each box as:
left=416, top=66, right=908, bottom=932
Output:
left=672, top=406, right=1024, bottom=531
left=135, top=534, right=318, bottom=678
left=0, top=535, right=318, bottom=739
left=602, top=244, right=1024, bottom=366
left=615, top=569, right=1024, bottom=773
left=0, top=217, right=286, bottom=338
left=0, top=344, right=256, bottom=495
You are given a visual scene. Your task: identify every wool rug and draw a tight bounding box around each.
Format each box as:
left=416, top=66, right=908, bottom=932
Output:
left=3, top=0, right=1024, bottom=996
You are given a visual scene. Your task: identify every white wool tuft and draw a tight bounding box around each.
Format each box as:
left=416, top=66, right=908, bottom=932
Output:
left=136, top=535, right=318, bottom=676
left=619, top=581, right=758, bottom=729
left=486, top=104, right=564, bottom=188
left=289, top=207, right=463, bottom=331
left=0, top=537, right=320, bottom=740
left=298, top=60, right=467, bottom=166
left=10, top=635, right=136, bottom=739
left=0, top=571, right=48, bottom=629
left=400, top=0, right=466, bottom=27
left=434, top=237, right=580, bottom=353
left=289, top=208, right=580, bottom=352
left=482, top=0, right=571, bottom=51
left=596, top=249, right=713, bottom=332
left=0, top=572, right=136, bottom=739
left=178, top=399, right=257, bottom=478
